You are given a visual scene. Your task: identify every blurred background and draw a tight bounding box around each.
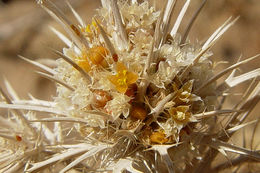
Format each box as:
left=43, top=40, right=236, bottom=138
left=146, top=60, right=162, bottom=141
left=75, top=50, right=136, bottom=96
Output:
left=0, top=0, right=100, bottom=100
left=0, top=0, right=259, bottom=172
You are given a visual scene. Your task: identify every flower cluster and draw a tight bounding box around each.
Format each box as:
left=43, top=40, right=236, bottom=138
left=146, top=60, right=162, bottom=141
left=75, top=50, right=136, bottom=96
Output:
left=0, top=0, right=259, bottom=172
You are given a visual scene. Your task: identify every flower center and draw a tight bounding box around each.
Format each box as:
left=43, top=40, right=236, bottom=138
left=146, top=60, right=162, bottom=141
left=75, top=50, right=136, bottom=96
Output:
left=117, top=70, right=128, bottom=86
left=117, top=78, right=127, bottom=86
left=175, top=111, right=186, bottom=121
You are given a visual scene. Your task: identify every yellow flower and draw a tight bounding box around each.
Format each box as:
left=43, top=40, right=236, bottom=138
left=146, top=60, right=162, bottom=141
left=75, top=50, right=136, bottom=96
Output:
left=85, top=19, right=98, bottom=33
left=172, top=80, right=193, bottom=105
left=108, top=62, right=138, bottom=93
left=168, top=105, right=191, bottom=123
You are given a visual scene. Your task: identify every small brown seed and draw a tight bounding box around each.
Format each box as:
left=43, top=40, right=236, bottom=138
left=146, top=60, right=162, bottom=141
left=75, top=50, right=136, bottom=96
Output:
left=130, top=104, right=147, bottom=120
left=93, top=90, right=112, bottom=108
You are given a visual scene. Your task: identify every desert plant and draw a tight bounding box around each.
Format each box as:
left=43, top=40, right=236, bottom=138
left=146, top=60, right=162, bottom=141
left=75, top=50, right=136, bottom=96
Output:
left=0, top=0, right=259, bottom=172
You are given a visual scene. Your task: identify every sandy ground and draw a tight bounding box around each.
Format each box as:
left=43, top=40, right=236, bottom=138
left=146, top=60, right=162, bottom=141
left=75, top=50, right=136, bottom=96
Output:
left=0, top=0, right=259, bottom=172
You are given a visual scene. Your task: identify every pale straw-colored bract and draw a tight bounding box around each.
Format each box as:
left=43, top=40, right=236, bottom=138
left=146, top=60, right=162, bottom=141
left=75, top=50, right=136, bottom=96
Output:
left=0, top=0, right=260, bottom=172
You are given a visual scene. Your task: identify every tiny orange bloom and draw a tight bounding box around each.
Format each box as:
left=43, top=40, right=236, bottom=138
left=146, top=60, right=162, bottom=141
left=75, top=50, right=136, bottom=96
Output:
left=88, top=46, right=109, bottom=68
left=77, top=46, right=109, bottom=72
left=15, top=135, right=22, bottom=142
left=108, top=62, right=138, bottom=93
left=150, top=130, right=168, bottom=144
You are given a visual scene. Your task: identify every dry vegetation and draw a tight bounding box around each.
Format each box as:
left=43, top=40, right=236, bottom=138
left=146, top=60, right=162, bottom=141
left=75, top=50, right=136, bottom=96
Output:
left=0, top=0, right=259, bottom=172
left=0, top=0, right=259, bottom=99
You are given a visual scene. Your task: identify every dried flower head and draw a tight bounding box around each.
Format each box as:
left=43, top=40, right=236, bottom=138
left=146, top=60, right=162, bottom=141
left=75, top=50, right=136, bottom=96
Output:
left=0, top=0, right=260, bottom=172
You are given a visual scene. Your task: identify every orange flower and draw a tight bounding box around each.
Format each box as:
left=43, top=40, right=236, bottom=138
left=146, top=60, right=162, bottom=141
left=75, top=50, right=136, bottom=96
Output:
left=77, top=46, right=109, bottom=72
left=77, top=57, right=91, bottom=72
left=87, top=46, right=109, bottom=68
left=150, top=130, right=169, bottom=144
left=108, top=62, right=138, bottom=93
